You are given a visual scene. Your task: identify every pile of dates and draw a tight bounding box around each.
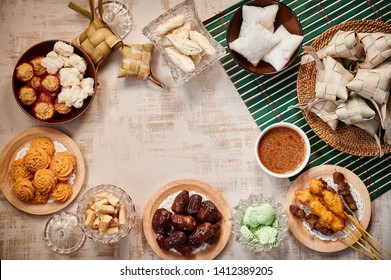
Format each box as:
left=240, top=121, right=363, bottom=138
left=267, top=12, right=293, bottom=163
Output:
left=152, top=190, right=222, bottom=256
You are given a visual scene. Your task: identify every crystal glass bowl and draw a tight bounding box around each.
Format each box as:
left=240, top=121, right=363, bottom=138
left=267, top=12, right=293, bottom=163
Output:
left=142, top=0, right=226, bottom=86
left=232, top=194, right=288, bottom=252
left=76, top=184, right=136, bottom=244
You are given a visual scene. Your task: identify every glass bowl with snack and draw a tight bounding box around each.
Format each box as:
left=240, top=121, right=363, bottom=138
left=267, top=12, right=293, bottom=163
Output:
left=76, top=184, right=136, bottom=244
left=232, top=193, right=288, bottom=252
left=142, top=0, right=225, bottom=86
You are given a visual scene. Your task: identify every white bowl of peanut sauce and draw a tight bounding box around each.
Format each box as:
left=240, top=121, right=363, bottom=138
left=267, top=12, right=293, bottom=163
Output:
left=255, top=122, right=310, bottom=178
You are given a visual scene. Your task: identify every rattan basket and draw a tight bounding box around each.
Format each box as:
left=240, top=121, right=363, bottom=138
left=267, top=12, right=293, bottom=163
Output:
left=297, top=20, right=391, bottom=157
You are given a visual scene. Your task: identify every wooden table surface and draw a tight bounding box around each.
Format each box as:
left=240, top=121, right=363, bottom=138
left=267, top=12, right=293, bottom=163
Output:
left=0, top=0, right=390, bottom=260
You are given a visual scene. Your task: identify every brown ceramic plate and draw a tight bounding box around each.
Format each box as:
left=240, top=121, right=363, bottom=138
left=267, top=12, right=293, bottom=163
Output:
left=226, top=0, right=302, bottom=74
left=143, top=179, right=231, bottom=260
left=284, top=165, right=371, bottom=253
left=12, top=40, right=97, bottom=124
left=0, top=127, right=85, bottom=215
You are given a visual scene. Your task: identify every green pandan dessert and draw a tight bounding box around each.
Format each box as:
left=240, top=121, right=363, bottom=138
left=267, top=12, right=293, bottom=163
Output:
left=240, top=225, right=259, bottom=244
left=254, top=226, right=278, bottom=245
left=240, top=203, right=278, bottom=246
left=242, top=203, right=276, bottom=228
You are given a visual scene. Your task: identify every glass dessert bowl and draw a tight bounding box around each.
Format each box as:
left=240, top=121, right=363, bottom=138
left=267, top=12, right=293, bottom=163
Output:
left=76, top=184, right=136, bottom=244
left=142, top=0, right=226, bottom=86
left=232, top=193, right=288, bottom=252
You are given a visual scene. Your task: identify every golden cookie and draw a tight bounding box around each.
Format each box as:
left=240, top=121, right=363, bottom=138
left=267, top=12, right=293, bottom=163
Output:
left=50, top=182, right=73, bottom=202
left=33, top=169, right=57, bottom=194
left=10, top=159, right=33, bottom=181
left=30, top=137, right=55, bottom=157
left=13, top=178, right=35, bottom=202
left=50, top=151, right=76, bottom=181
left=23, top=148, right=51, bottom=172
left=33, top=192, right=50, bottom=204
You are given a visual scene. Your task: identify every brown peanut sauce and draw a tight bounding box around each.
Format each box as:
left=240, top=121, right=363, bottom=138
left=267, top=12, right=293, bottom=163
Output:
left=258, top=127, right=306, bottom=174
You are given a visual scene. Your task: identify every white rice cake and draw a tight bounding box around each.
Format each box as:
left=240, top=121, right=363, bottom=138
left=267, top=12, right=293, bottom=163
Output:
left=229, top=23, right=280, bottom=67
left=239, top=4, right=279, bottom=37
left=263, top=25, right=303, bottom=71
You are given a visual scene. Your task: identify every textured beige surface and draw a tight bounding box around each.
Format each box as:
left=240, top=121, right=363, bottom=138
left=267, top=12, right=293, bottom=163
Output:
left=0, top=0, right=390, bottom=260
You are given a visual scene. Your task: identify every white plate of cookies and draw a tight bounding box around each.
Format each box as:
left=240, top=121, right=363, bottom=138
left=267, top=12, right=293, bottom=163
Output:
left=0, top=127, right=85, bottom=215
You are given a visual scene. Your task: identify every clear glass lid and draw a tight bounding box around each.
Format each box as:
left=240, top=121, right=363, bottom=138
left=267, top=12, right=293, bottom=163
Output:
left=97, top=1, right=132, bottom=39
left=44, top=211, right=86, bottom=254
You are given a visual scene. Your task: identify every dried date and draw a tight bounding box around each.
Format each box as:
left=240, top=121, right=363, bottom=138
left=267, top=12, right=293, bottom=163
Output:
left=171, top=214, right=197, bottom=231
left=164, top=230, right=187, bottom=249
left=196, top=200, right=220, bottom=223
left=188, top=222, right=214, bottom=245
left=186, top=194, right=202, bottom=215
left=174, top=241, right=194, bottom=257
left=152, top=208, right=172, bottom=234
left=204, top=224, right=221, bottom=245
left=156, top=234, right=168, bottom=250
left=171, top=190, right=189, bottom=214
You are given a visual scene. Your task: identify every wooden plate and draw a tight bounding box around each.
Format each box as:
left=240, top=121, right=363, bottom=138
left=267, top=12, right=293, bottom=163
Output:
left=0, top=127, right=85, bottom=215
left=142, top=179, right=231, bottom=260
left=284, top=165, right=371, bottom=253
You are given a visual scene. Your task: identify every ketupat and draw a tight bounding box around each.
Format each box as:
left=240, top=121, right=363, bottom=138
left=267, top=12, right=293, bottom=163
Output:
left=359, top=32, right=391, bottom=69
left=117, top=44, right=168, bottom=90
left=70, top=0, right=122, bottom=65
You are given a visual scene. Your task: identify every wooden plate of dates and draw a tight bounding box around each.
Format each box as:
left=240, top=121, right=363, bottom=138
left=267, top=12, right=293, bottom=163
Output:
left=142, top=179, right=231, bottom=260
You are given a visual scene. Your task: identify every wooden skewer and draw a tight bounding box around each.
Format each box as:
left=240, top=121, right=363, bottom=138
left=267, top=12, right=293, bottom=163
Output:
left=344, top=211, right=391, bottom=257
left=346, top=222, right=384, bottom=259
left=342, top=229, right=382, bottom=260
left=345, top=225, right=384, bottom=260
left=351, top=211, right=377, bottom=256
left=334, top=234, right=374, bottom=260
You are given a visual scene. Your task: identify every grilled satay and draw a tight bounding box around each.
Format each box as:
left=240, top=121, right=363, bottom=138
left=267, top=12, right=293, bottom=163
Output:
left=289, top=205, right=305, bottom=219
left=305, top=214, right=334, bottom=236
left=289, top=205, right=333, bottom=236
left=308, top=178, right=346, bottom=219
left=333, top=171, right=358, bottom=211
left=321, top=190, right=347, bottom=220
left=295, top=189, right=345, bottom=232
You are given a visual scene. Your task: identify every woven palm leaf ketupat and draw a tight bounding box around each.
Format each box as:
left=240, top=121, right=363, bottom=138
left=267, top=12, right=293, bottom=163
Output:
left=335, top=95, right=376, bottom=125
left=320, top=30, right=365, bottom=61
left=359, top=33, right=391, bottom=69
left=297, top=20, right=391, bottom=157
left=72, top=0, right=122, bottom=65
left=117, top=43, right=169, bottom=89
left=118, top=44, right=154, bottom=79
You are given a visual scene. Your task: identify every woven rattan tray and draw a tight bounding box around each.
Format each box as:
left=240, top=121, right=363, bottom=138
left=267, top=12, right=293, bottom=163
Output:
left=297, top=20, right=391, bottom=157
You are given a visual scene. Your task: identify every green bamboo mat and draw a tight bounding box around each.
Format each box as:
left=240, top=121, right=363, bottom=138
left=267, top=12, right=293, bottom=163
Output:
left=203, top=0, right=391, bottom=201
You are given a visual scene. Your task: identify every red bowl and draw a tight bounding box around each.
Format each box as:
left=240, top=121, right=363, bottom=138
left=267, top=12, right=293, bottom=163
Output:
left=226, top=0, right=303, bottom=74
left=12, top=40, right=97, bottom=124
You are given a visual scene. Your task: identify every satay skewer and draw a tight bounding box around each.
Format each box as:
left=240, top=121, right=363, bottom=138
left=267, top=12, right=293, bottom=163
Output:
left=345, top=211, right=391, bottom=257
left=289, top=204, right=377, bottom=259
left=344, top=225, right=384, bottom=260
left=342, top=229, right=383, bottom=260
left=334, top=234, right=374, bottom=260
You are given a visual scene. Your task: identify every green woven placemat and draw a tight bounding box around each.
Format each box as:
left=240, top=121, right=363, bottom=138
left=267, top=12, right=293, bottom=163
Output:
left=203, top=0, right=391, bottom=201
